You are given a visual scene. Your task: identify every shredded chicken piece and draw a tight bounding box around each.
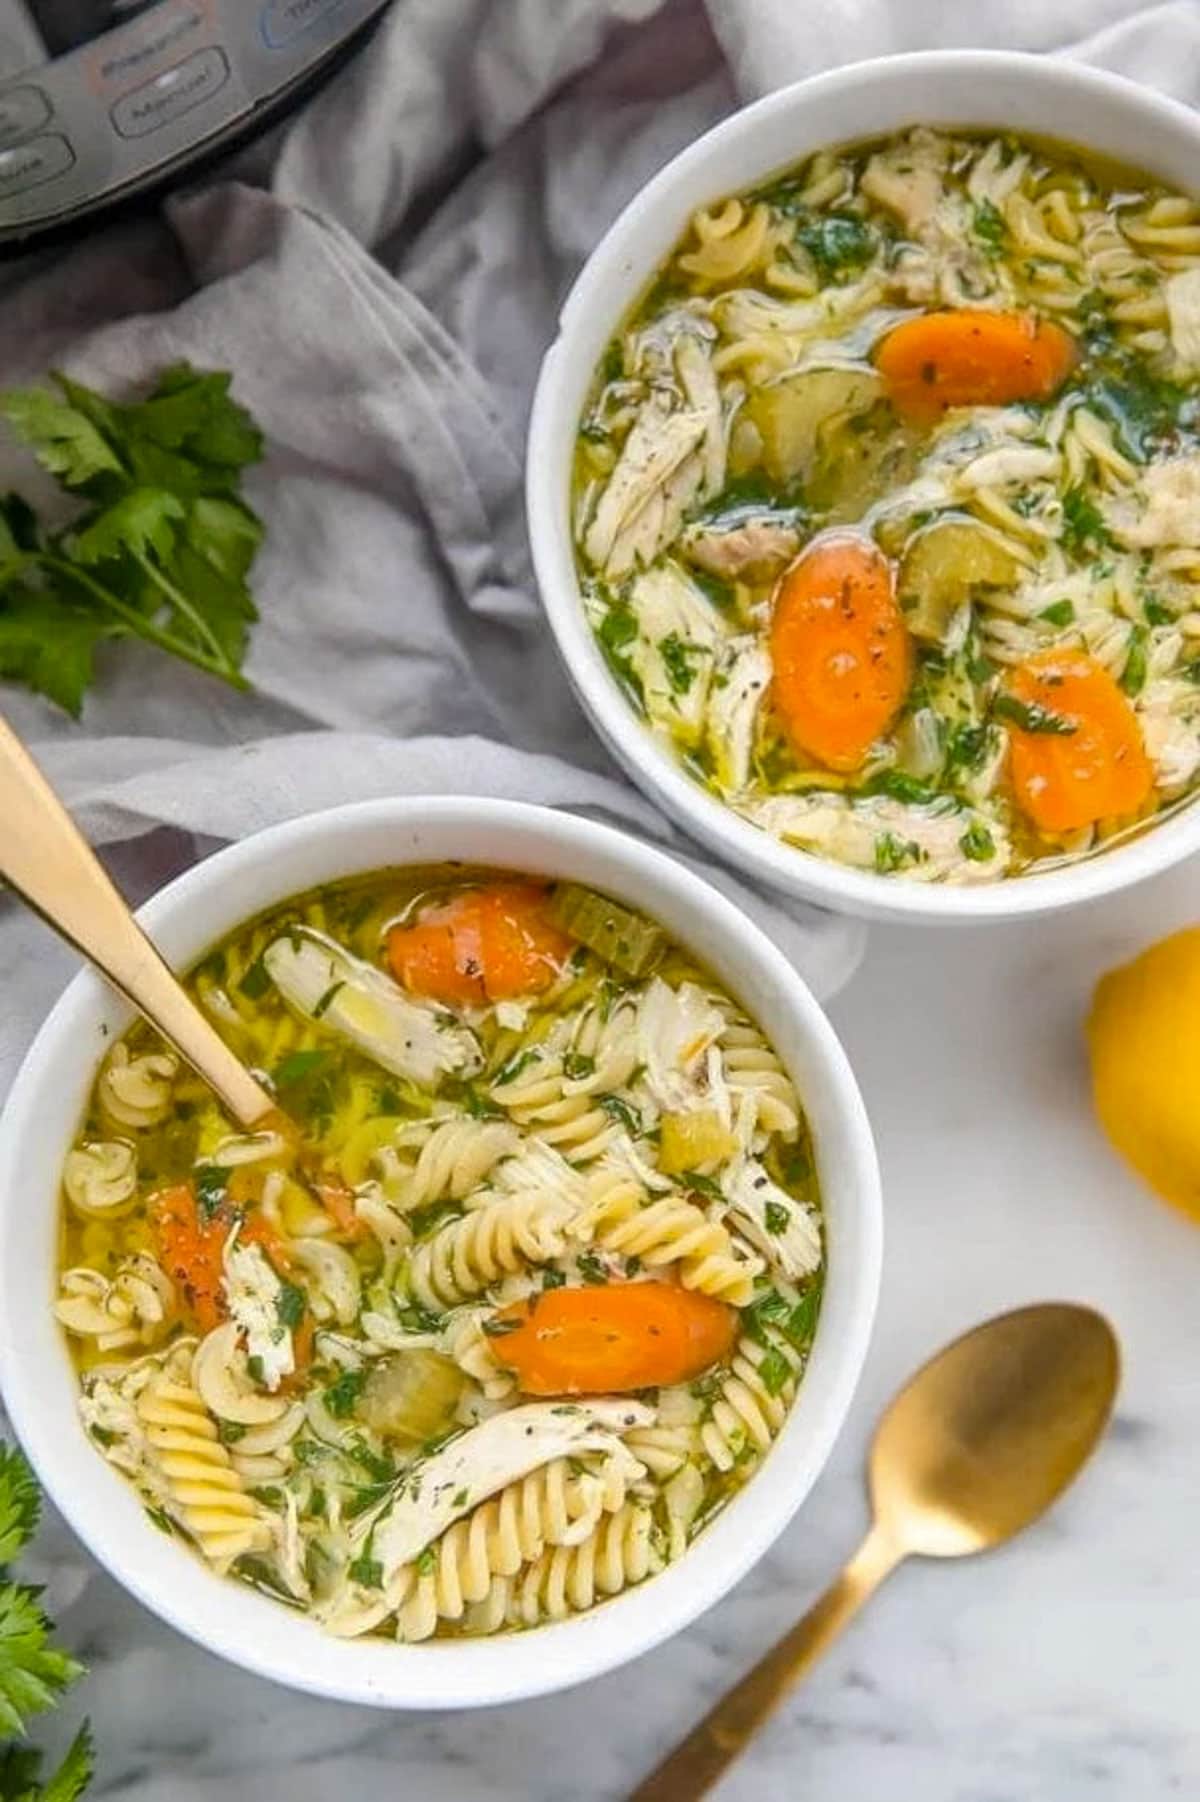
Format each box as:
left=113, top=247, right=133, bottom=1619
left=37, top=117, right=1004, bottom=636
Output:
left=861, top=129, right=948, bottom=238
left=706, top=637, right=771, bottom=792
left=682, top=517, right=800, bottom=583
left=1104, top=455, right=1200, bottom=549
left=738, top=792, right=1012, bottom=884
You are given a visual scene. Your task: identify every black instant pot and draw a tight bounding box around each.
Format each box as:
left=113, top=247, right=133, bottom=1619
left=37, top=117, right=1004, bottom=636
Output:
left=0, top=0, right=392, bottom=247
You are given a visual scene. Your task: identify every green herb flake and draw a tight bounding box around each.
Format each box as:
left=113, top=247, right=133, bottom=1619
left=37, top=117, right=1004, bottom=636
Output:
left=1120, top=626, right=1148, bottom=697
left=216, top=1418, right=247, bottom=1446
left=238, top=955, right=271, bottom=1000
left=959, top=822, right=996, bottom=863
left=562, top=1052, right=596, bottom=1082
left=415, top=1547, right=437, bottom=1578
left=658, top=632, right=707, bottom=696
left=764, top=1200, right=790, bottom=1235
left=272, top=1048, right=332, bottom=1089
left=576, top=1251, right=609, bottom=1285
left=993, top=692, right=1077, bottom=736
left=276, top=1281, right=307, bottom=1331
left=873, top=832, right=921, bottom=874
left=348, top=1554, right=384, bottom=1590
left=972, top=197, right=1006, bottom=254
left=757, top=1347, right=793, bottom=1398
left=322, top=1368, right=367, bottom=1420
left=193, top=1163, right=228, bottom=1223
left=1038, top=599, right=1075, bottom=627
left=1060, top=486, right=1111, bottom=556
left=312, top=980, right=345, bottom=1020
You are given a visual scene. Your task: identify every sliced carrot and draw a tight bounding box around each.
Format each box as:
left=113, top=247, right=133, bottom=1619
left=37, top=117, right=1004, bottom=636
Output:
left=386, top=882, right=572, bottom=1006
left=153, top=1183, right=228, bottom=1334
left=1003, top=648, right=1153, bottom=833
left=490, top=1281, right=737, bottom=1396
left=770, top=535, right=912, bottom=772
left=876, top=310, right=1077, bottom=422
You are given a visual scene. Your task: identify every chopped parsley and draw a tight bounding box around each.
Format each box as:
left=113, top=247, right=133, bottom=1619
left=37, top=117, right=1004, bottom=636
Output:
left=562, top=1052, right=596, bottom=1081
left=1060, top=486, right=1111, bottom=556
left=493, top=1047, right=539, bottom=1087
left=541, top=1268, right=567, bottom=1291
left=993, top=693, right=1077, bottom=736
left=576, top=1251, right=609, bottom=1285
left=795, top=212, right=877, bottom=283
left=681, top=1170, right=725, bottom=1203
left=275, top=1281, right=307, bottom=1331
left=348, top=1553, right=383, bottom=1589
left=415, top=1547, right=437, bottom=1578
left=238, top=955, right=271, bottom=1000
left=1120, top=626, right=1148, bottom=697
left=595, top=600, right=645, bottom=711
left=193, top=1163, right=228, bottom=1223
left=959, top=822, right=996, bottom=863
left=597, top=1093, right=641, bottom=1134
left=764, top=1200, right=790, bottom=1235
left=322, top=1368, right=366, bottom=1420
left=272, top=1047, right=332, bottom=1088
left=216, top=1418, right=247, bottom=1445
left=312, top=980, right=345, bottom=1020
left=1038, top=599, right=1075, bottom=627
left=874, top=832, right=922, bottom=874
left=757, top=1346, right=793, bottom=1398
left=971, top=197, right=1006, bottom=254
left=658, top=632, right=707, bottom=695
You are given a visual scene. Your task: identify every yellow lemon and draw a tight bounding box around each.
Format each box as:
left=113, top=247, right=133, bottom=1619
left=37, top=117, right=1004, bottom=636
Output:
left=1087, top=926, right=1200, bottom=1221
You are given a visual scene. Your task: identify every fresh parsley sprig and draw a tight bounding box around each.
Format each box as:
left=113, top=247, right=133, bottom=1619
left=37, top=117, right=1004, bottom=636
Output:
left=0, top=1443, right=93, bottom=1800
left=0, top=363, right=265, bottom=716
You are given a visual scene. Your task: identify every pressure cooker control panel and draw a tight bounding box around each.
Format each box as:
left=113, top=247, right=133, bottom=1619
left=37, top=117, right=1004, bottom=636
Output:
left=0, top=0, right=389, bottom=243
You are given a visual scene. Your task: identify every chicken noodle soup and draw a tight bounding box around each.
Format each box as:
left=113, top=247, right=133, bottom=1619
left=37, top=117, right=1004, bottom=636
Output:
left=57, top=869, right=823, bottom=1638
left=573, top=129, right=1200, bottom=882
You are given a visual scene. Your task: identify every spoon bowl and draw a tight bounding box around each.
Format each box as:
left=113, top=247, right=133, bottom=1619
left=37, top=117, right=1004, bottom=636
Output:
left=873, top=1303, right=1121, bottom=1559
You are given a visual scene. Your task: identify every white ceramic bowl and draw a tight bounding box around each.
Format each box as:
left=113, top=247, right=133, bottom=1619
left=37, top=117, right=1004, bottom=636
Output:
left=527, top=50, right=1200, bottom=923
left=0, top=798, right=880, bottom=1708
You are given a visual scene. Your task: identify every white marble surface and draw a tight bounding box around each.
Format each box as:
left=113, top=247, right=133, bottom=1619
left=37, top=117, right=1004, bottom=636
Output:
left=23, top=854, right=1200, bottom=1802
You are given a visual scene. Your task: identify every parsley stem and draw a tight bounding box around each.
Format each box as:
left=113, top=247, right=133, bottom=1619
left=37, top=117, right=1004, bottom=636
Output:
left=129, top=549, right=233, bottom=673
left=8, top=551, right=248, bottom=690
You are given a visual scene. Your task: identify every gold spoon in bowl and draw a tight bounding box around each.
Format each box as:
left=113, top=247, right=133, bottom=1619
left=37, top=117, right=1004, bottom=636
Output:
left=632, top=1302, right=1120, bottom=1801
left=0, top=713, right=278, bottom=1130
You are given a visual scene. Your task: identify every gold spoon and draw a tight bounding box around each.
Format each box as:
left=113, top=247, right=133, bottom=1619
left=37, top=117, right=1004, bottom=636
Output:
left=631, top=1302, right=1120, bottom=1802
left=0, top=713, right=277, bottom=1129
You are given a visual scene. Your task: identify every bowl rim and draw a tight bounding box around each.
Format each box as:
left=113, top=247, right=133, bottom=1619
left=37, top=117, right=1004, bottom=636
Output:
left=0, top=795, right=882, bottom=1708
left=527, top=48, right=1200, bottom=924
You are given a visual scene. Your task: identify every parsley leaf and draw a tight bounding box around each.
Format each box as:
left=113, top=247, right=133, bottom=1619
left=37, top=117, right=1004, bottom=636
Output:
left=756, top=1347, right=793, bottom=1398
left=959, top=822, right=996, bottom=863
left=764, top=1201, right=790, bottom=1235
left=0, top=1448, right=39, bottom=1567
left=275, top=1282, right=307, bottom=1332
left=0, top=1585, right=84, bottom=1740
left=0, top=363, right=264, bottom=714
left=1060, top=486, right=1111, bottom=556
left=1038, top=599, right=1075, bottom=627
left=972, top=198, right=1006, bottom=254
left=322, top=1369, right=367, bottom=1420
left=658, top=633, right=706, bottom=695
left=1120, top=626, right=1148, bottom=697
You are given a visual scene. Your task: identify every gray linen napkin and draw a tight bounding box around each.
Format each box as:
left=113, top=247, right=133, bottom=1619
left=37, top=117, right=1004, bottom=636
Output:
left=0, top=0, right=863, bottom=1108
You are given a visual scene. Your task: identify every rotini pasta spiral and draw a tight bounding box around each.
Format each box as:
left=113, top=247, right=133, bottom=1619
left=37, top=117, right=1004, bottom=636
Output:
left=484, top=1502, right=664, bottom=1633
left=136, top=1373, right=271, bottom=1570
left=409, top=1188, right=580, bottom=1310
left=716, top=1007, right=801, bottom=1139
left=392, top=1454, right=639, bottom=1641
left=583, top=1165, right=760, bottom=1305
left=489, top=999, right=640, bottom=1164
left=55, top=1254, right=175, bottom=1353
left=699, top=1332, right=805, bottom=1474
left=377, top=1115, right=519, bottom=1212
left=99, top=1043, right=177, bottom=1130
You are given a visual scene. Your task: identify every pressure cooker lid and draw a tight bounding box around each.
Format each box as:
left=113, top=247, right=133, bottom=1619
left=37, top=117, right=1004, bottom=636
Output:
left=0, top=0, right=390, bottom=245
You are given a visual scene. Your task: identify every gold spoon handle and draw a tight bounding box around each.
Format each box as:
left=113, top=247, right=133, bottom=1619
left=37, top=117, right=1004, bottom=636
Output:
left=0, top=715, right=275, bottom=1129
left=627, top=1523, right=903, bottom=1802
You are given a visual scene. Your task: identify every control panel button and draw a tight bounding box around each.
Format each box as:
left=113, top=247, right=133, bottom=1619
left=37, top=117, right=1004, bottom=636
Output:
left=261, top=0, right=350, bottom=51
left=111, top=46, right=231, bottom=139
left=0, top=86, right=50, bottom=148
left=0, top=134, right=75, bottom=199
